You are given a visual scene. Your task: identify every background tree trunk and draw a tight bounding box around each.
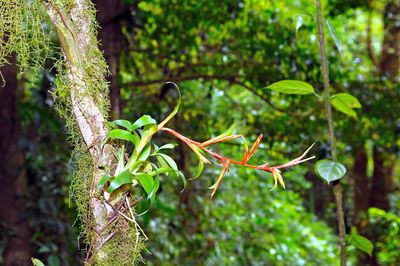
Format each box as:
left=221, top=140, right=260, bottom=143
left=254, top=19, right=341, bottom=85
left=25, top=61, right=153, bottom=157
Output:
left=0, top=57, right=32, bottom=265
left=94, top=0, right=129, bottom=119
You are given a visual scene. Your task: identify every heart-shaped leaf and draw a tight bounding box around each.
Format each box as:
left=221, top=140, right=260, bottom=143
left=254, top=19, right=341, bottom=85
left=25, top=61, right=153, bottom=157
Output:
left=315, top=159, right=346, bottom=183
left=265, top=80, right=315, bottom=95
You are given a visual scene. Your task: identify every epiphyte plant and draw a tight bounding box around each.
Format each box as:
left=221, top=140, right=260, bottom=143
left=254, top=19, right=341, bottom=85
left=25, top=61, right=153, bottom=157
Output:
left=98, top=82, right=316, bottom=208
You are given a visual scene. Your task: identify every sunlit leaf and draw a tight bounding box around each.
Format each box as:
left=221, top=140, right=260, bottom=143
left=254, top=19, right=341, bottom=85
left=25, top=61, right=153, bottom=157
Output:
left=315, top=159, right=346, bottom=183
left=130, top=115, right=157, bottom=130
left=156, top=143, right=177, bottom=151
left=108, top=129, right=139, bottom=146
left=265, top=80, right=315, bottom=95
left=330, top=93, right=361, bottom=118
left=112, top=119, right=133, bottom=130
left=32, top=258, right=45, bottom=266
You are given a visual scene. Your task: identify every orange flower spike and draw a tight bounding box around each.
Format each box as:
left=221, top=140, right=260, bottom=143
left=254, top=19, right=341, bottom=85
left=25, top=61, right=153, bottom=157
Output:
left=246, top=134, right=263, bottom=163
left=271, top=168, right=285, bottom=189
left=210, top=160, right=231, bottom=198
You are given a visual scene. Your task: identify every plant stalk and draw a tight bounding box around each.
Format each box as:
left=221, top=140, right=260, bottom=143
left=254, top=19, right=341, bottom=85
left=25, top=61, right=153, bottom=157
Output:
left=315, top=0, right=347, bottom=265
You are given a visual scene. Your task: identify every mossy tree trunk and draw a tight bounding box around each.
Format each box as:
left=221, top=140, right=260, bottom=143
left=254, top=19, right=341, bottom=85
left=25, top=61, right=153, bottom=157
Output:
left=42, top=1, right=139, bottom=264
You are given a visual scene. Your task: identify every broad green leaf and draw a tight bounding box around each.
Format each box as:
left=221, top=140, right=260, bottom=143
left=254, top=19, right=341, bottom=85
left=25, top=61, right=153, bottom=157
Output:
left=331, top=93, right=361, bottom=118
left=315, top=159, right=346, bottom=183
left=265, top=80, right=314, bottom=95
left=97, top=174, right=112, bottom=190
left=32, top=258, right=45, bottom=266
left=349, top=232, right=374, bottom=256
left=157, top=153, right=178, bottom=171
left=137, top=144, right=151, bottom=162
left=130, top=115, right=157, bottom=130
left=107, top=170, right=132, bottom=193
left=137, top=173, right=154, bottom=195
left=112, top=119, right=133, bottom=130
left=108, top=129, right=139, bottom=146
left=326, top=19, right=342, bottom=52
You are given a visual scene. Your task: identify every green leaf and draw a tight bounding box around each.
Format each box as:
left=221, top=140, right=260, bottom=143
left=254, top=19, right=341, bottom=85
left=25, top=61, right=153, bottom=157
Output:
left=177, top=171, right=187, bottom=192
left=130, top=115, right=157, bottom=130
left=265, top=80, right=314, bottom=95
left=157, top=82, right=181, bottom=129
left=32, top=258, right=45, bottom=266
left=331, top=93, right=362, bottom=118
left=97, top=174, right=112, bottom=190
left=157, top=153, right=178, bottom=171
left=137, top=144, right=151, bottom=162
left=107, top=170, right=132, bottom=193
left=112, top=119, right=133, bottom=130
left=147, top=175, right=160, bottom=200
left=47, top=255, right=60, bottom=266
left=156, top=143, right=177, bottom=151
left=326, top=19, right=342, bottom=52
left=315, top=159, right=346, bottom=183
left=137, top=173, right=154, bottom=195
left=108, top=129, right=139, bottom=146
left=136, top=124, right=158, bottom=153
left=349, top=232, right=374, bottom=256
left=191, top=159, right=204, bottom=180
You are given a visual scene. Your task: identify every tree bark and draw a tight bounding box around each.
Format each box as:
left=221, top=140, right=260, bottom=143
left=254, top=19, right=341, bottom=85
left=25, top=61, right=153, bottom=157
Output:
left=0, top=57, right=32, bottom=265
left=43, top=0, right=116, bottom=262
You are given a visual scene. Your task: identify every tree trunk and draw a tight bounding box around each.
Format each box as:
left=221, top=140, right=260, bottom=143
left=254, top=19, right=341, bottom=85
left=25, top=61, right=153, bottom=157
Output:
left=94, top=0, right=129, bottom=119
left=0, top=57, right=32, bottom=265
left=369, top=148, right=395, bottom=210
left=352, top=149, right=369, bottom=230
left=379, top=1, right=400, bottom=77
left=42, top=1, right=124, bottom=263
